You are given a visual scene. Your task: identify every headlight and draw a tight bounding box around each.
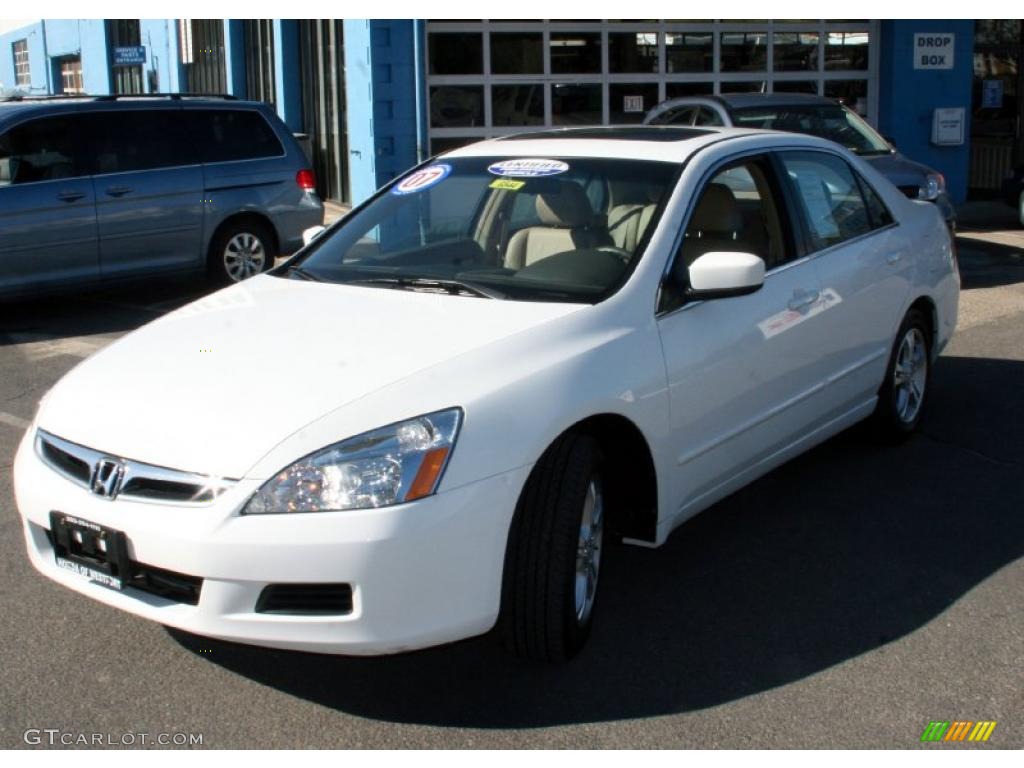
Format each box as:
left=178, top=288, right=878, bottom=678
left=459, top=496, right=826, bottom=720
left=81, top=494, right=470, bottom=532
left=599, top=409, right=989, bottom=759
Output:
left=243, top=408, right=462, bottom=514
left=919, top=172, right=946, bottom=201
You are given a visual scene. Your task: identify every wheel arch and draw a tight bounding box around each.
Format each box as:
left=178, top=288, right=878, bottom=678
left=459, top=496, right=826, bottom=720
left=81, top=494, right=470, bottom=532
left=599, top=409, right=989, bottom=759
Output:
left=907, top=294, right=939, bottom=359
left=206, top=210, right=281, bottom=263
left=538, top=412, right=659, bottom=544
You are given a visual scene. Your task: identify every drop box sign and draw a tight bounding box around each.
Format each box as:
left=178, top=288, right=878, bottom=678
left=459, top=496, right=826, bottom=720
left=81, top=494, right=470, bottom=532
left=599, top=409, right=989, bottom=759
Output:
left=913, top=34, right=954, bottom=70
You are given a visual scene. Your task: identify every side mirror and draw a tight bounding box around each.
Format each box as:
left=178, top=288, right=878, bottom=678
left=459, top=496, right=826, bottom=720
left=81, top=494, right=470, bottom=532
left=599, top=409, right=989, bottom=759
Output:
left=302, top=225, right=327, bottom=247
left=687, top=251, right=765, bottom=299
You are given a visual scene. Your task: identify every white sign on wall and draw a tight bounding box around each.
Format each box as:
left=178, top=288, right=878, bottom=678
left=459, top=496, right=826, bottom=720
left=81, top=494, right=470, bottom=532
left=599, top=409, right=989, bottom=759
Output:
left=932, top=107, right=965, bottom=146
left=914, top=33, right=955, bottom=70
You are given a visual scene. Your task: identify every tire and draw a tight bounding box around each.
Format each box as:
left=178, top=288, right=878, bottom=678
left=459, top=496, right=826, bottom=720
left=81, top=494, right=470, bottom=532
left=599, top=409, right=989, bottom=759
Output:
left=870, top=308, right=931, bottom=441
left=1018, top=190, right=1024, bottom=228
left=207, top=220, right=275, bottom=285
left=499, top=432, right=605, bottom=662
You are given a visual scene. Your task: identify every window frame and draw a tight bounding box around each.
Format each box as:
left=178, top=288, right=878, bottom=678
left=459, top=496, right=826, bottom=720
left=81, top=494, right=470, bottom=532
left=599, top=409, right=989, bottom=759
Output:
left=12, top=39, right=30, bottom=87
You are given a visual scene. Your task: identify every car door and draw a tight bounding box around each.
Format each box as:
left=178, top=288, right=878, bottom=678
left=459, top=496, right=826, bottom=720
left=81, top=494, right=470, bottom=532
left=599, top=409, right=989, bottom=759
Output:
left=0, top=113, right=99, bottom=295
left=656, top=153, right=831, bottom=523
left=775, top=150, right=912, bottom=417
left=84, top=108, right=204, bottom=277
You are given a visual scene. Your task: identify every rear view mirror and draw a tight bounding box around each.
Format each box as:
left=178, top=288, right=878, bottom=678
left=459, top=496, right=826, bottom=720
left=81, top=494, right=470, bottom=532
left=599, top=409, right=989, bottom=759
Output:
left=302, top=225, right=327, bottom=247
left=687, top=251, right=765, bottom=299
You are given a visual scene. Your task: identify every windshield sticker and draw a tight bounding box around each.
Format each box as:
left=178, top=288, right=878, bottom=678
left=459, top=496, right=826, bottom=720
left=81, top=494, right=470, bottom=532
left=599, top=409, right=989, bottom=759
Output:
left=392, top=163, right=452, bottom=195
left=489, top=178, right=526, bottom=191
left=488, top=159, right=569, bottom=178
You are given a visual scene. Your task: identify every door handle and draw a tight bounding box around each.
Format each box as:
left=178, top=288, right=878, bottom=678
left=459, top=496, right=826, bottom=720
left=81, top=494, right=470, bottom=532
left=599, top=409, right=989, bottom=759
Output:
left=886, top=252, right=903, bottom=265
left=787, top=289, right=820, bottom=312
left=105, top=186, right=133, bottom=197
left=56, top=190, right=85, bottom=202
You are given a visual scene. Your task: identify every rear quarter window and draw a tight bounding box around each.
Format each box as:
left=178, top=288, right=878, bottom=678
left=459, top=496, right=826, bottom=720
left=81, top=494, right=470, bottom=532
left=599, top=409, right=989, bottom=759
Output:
left=188, top=109, right=285, bottom=163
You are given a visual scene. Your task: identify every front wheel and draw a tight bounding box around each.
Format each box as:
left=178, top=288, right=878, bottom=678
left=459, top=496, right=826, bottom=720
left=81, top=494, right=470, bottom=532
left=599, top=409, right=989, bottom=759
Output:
left=870, top=309, right=931, bottom=441
left=499, top=433, right=605, bottom=662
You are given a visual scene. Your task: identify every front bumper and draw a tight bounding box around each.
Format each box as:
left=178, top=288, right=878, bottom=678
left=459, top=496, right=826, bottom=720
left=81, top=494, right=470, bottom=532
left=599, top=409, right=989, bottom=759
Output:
left=14, top=428, right=529, bottom=655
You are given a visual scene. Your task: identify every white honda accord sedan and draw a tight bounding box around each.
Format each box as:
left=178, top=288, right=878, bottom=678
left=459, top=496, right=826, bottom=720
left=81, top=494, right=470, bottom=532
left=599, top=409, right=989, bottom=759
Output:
left=14, top=126, right=959, bottom=662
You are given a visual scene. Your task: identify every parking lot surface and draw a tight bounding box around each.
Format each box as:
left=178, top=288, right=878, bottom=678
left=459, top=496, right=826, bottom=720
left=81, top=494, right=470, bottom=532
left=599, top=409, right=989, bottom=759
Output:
left=1, top=232, right=1022, bottom=749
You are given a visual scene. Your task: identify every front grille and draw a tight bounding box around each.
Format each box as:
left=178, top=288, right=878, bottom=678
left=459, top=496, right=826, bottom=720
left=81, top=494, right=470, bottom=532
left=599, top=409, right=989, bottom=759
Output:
left=35, top=429, right=235, bottom=504
left=43, top=527, right=203, bottom=606
left=255, top=583, right=354, bottom=615
left=898, top=185, right=920, bottom=199
left=38, top=439, right=90, bottom=484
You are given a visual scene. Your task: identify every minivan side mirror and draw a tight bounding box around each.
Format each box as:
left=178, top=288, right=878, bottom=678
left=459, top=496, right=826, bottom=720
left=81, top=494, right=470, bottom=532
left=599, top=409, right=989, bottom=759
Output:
left=302, top=225, right=327, bottom=247
left=686, top=251, right=765, bottom=299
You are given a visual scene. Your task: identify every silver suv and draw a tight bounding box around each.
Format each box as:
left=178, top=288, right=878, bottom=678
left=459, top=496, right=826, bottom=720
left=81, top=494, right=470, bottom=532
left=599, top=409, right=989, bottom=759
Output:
left=644, top=93, right=955, bottom=227
left=0, top=94, right=324, bottom=299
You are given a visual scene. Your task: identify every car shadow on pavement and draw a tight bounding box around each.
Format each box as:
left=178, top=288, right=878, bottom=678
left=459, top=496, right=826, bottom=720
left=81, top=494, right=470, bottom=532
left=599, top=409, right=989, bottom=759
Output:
left=956, top=234, right=1024, bottom=290
left=0, top=277, right=211, bottom=344
left=169, top=354, right=1024, bottom=728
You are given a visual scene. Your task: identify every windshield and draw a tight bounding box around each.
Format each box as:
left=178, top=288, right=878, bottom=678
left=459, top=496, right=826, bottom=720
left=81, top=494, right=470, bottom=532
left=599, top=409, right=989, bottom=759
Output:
left=731, top=104, right=892, bottom=156
left=284, top=156, right=679, bottom=303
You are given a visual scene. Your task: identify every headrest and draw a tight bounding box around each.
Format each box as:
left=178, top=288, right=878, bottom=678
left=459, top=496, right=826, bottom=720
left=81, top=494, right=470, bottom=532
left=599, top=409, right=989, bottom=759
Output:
left=690, top=183, right=742, bottom=234
left=536, top=181, right=593, bottom=228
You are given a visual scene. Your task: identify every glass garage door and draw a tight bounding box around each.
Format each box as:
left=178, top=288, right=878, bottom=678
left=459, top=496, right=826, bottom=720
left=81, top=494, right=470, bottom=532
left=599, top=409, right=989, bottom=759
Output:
left=425, top=20, right=878, bottom=154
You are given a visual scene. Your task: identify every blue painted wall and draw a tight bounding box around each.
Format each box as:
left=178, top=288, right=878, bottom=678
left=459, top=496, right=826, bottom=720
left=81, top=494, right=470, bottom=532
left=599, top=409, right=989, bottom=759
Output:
left=140, top=19, right=182, bottom=93
left=0, top=21, right=47, bottom=93
left=272, top=20, right=303, bottom=131
left=344, top=19, right=428, bottom=204
left=877, top=20, right=974, bottom=204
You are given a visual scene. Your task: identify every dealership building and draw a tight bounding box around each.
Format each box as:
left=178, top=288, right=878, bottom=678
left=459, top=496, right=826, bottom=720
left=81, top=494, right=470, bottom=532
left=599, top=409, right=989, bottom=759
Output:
left=0, top=19, right=1018, bottom=208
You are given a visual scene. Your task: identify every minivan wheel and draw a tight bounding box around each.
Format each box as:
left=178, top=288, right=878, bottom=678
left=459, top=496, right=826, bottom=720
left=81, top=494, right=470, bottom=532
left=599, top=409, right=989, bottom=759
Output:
left=1018, top=190, right=1024, bottom=228
left=208, top=221, right=275, bottom=284
left=871, top=309, right=931, bottom=441
left=499, top=432, right=604, bottom=662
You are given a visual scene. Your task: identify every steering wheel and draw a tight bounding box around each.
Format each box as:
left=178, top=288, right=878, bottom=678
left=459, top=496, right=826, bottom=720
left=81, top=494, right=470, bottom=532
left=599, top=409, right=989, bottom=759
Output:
left=598, top=246, right=632, bottom=264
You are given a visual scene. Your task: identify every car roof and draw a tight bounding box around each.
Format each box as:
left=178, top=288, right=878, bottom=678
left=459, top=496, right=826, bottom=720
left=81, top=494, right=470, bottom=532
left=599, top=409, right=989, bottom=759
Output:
left=0, top=94, right=266, bottom=124
left=441, top=126, right=779, bottom=164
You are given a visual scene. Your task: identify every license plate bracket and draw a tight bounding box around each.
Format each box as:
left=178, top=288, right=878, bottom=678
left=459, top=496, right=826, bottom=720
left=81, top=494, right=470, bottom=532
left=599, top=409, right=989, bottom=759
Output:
left=49, top=511, right=130, bottom=590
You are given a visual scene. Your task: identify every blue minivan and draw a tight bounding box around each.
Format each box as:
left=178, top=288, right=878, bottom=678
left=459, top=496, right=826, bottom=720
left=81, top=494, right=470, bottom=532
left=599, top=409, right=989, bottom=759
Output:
left=0, top=94, right=323, bottom=299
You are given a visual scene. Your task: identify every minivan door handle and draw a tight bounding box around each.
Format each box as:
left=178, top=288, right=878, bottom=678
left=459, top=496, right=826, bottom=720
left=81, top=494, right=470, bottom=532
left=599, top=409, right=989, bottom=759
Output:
left=886, top=252, right=903, bottom=265
left=787, top=289, right=820, bottom=312
left=56, top=190, right=85, bottom=202
left=105, top=186, right=133, bottom=197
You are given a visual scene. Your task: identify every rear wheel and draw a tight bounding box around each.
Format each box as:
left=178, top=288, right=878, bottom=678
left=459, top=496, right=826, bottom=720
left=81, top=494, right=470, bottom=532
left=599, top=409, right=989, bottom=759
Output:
left=208, top=220, right=275, bottom=284
left=870, top=309, right=931, bottom=440
left=499, top=432, right=605, bottom=662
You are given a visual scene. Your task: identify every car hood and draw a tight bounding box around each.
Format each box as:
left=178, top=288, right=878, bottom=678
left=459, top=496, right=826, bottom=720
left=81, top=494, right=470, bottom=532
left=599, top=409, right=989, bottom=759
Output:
left=37, top=276, right=583, bottom=479
left=863, top=151, right=935, bottom=189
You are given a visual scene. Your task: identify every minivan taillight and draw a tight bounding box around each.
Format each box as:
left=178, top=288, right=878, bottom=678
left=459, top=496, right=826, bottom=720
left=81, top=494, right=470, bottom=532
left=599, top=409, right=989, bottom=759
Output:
left=296, top=169, right=316, bottom=191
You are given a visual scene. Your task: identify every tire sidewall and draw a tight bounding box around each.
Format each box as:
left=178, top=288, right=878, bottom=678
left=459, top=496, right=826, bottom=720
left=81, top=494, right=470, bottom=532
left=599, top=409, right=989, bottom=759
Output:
left=558, top=461, right=603, bottom=656
left=880, top=310, right=932, bottom=435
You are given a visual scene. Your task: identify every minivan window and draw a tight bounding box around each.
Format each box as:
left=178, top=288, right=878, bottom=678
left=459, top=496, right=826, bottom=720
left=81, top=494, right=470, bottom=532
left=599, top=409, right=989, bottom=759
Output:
left=0, top=116, right=81, bottom=185
left=186, top=109, right=284, bottom=163
left=84, top=110, right=193, bottom=174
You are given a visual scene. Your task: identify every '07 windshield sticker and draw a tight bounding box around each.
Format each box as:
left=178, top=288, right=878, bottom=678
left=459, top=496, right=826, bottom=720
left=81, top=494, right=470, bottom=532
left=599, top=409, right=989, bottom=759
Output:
left=488, top=158, right=569, bottom=178
left=392, top=163, right=452, bottom=195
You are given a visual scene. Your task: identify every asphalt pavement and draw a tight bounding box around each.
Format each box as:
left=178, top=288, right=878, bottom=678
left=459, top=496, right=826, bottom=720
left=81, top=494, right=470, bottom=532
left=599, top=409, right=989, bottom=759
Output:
left=0, top=228, right=1021, bottom=749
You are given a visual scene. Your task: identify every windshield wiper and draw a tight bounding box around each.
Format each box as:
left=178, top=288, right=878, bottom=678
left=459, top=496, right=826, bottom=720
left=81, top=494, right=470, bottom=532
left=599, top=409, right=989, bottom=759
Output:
left=346, top=277, right=504, bottom=299
left=282, top=265, right=321, bottom=282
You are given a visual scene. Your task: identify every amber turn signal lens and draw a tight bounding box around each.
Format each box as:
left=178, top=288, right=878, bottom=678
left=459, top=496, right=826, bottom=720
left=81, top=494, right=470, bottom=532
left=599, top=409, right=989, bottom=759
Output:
left=406, top=447, right=450, bottom=501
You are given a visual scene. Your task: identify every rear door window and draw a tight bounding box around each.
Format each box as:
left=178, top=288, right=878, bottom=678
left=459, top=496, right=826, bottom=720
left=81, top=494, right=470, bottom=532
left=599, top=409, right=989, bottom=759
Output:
left=777, top=151, right=875, bottom=251
left=0, top=116, right=83, bottom=185
left=186, top=109, right=285, bottom=162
